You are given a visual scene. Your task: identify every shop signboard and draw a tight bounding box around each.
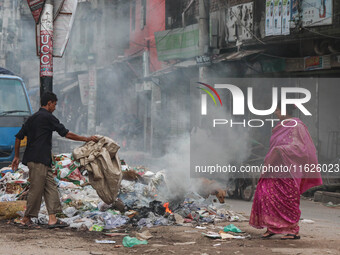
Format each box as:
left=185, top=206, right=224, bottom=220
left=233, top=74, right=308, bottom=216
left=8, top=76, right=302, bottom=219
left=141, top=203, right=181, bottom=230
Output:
left=155, top=24, right=199, bottom=61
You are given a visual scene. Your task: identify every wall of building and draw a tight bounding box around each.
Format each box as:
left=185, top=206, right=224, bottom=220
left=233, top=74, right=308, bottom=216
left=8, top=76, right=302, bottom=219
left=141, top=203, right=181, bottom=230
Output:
left=125, top=0, right=165, bottom=72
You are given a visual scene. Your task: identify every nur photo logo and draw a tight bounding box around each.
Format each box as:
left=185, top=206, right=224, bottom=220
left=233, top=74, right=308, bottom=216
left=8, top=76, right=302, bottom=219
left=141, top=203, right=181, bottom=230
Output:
left=196, top=82, right=312, bottom=128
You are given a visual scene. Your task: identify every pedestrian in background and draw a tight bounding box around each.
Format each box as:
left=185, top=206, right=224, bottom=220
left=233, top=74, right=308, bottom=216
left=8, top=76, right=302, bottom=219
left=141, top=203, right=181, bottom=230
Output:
left=249, top=102, right=322, bottom=239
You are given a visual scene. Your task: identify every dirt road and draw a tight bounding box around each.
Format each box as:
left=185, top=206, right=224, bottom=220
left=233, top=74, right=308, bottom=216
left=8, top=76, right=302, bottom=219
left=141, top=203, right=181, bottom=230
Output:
left=1, top=199, right=339, bottom=255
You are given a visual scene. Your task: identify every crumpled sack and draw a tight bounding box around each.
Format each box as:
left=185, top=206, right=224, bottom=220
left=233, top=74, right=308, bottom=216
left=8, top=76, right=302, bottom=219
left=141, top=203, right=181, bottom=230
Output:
left=73, top=136, right=122, bottom=204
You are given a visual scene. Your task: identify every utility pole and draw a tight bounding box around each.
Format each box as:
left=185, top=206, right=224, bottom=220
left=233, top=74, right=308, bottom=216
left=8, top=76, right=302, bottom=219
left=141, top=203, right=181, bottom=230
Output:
left=87, top=54, right=97, bottom=134
left=198, top=0, right=210, bottom=128
left=143, top=40, right=151, bottom=152
left=198, top=0, right=209, bottom=82
left=40, top=0, right=54, bottom=98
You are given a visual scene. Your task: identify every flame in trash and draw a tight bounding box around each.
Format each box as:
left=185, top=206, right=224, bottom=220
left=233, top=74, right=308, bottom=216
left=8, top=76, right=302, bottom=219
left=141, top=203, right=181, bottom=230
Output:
left=163, top=202, right=172, bottom=214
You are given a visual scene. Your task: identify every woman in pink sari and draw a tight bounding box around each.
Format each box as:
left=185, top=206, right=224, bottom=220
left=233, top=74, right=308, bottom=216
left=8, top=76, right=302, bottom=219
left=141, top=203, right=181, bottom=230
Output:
left=249, top=103, right=322, bottom=239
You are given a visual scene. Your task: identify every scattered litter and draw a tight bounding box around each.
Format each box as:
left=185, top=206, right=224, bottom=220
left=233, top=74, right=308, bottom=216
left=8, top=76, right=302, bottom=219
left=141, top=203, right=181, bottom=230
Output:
left=173, top=242, right=196, bottom=246
left=104, top=233, right=128, bottom=237
left=89, top=225, right=104, bottom=232
left=213, top=243, right=222, bottom=247
left=300, top=219, right=315, bottom=223
left=122, top=236, right=148, bottom=247
left=202, top=232, right=221, bottom=239
left=136, top=230, right=153, bottom=240
left=95, top=240, right=116, bottom=244
left=0, top=146, right=246, bottom=232
left=90, top=251, right=103, bottom=255
left=219, top=231, right=246, bottom=239
left=220, top=232, right=235, bottom=239
left=173, top=213, right=184, bottom=224
left=151, top=244, right=167, bottom=247
left=223, top=224, right=242, bottom=233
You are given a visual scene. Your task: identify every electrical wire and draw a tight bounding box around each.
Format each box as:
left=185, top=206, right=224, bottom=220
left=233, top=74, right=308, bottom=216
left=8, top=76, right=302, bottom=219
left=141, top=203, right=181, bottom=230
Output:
left=303, top=27, right=340, bottom=40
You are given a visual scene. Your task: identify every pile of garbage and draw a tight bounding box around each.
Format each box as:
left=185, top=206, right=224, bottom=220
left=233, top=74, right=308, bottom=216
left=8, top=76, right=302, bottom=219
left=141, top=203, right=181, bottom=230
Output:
left=0, top=153, right=246, bottom=231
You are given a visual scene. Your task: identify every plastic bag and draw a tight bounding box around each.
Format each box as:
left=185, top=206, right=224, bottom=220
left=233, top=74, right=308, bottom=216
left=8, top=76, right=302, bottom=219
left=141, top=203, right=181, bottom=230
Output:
left=122, top=236, right=148, bottom=247
left=223, top=224, right=242, bottom=233
left=103, top=214, right=128, bottom=229
left=63, top=206, right=78, bottom=217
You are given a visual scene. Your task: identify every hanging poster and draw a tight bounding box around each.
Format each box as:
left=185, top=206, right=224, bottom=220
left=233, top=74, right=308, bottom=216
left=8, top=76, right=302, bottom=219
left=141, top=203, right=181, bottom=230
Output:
left=265, top=0, right=274, bottom=36
left=225, top=2, right=254, bottom=42
left=291, top=0, right=299, bottom=27
left=291, top=0, right=332, bottom=27
left=273, top=0, right=282, bottom=35
left=282, top=0, right=290, bottom=35
left=301, top=0, right=332, bottom=27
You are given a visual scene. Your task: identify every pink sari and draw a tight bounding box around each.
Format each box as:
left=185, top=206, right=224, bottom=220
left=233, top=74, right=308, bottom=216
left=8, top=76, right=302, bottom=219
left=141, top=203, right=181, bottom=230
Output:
left=249, top=118, right=322, bottom=234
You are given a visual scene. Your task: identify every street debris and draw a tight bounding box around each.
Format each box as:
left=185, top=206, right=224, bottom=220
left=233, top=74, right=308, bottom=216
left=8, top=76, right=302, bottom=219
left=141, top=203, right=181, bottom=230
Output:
left=122, top=236, right=148, bottom=247
left=300, top=219, right=315, bottom=223
left=224, top=224, right=242, bottom=233
left=202, top=225, right=248, bottom=240
left=136, top=230, right=153, bottom=240
left=202, top=232, right=221, bottom=239
left=173, top=242, right=196, bottom=246
left=95, top=240, right=116, bottom=244
left=0, top=144, right=250, bottom=247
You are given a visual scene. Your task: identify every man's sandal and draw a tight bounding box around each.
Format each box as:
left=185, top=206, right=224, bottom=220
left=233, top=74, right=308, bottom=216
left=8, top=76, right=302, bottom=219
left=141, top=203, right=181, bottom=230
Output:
left=47, top=219, right=69, bottom=229
left=281, top=234, right=300, bottom=240
left=18, top=221, right=41, bottom=229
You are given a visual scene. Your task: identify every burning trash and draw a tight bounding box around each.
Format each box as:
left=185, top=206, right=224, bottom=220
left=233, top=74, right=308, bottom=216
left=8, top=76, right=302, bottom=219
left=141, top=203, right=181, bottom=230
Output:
left=163, top=202, right=172, bottom=214
left=0, top=141, right=246, bottom=232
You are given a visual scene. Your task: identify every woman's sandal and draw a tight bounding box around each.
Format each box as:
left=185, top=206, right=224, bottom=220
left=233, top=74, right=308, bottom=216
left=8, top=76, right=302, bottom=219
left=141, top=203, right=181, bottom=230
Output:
left=261, top=231, right=276, bottom=239
left=281, top=234, right=300, bottom=240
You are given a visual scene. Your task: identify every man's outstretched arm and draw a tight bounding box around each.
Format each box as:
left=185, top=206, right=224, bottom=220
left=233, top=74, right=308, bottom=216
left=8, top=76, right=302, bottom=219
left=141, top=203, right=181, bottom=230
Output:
left=65, top=132, right=99, bottom=143
left=11, top=138, right=21, bottom=170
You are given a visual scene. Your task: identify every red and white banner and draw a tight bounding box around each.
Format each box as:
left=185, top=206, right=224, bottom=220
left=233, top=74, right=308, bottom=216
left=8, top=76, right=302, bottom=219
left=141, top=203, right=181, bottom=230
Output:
left=40, top=3, right=53, bottom=77
left=36, top=0, right=78, bottom=57
left=27, top=0, right=45, bottom=23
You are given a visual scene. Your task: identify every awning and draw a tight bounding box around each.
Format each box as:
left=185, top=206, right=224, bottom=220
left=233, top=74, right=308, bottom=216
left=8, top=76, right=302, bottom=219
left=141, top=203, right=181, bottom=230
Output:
left=212, top=49, right=263, bottom=63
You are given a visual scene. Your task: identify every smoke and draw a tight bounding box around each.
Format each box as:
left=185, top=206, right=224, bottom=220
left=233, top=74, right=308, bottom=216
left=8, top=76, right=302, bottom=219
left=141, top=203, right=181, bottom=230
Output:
left=14, top=1, right=251, bottom=189
left=144, top=91, right=251, bottom=201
